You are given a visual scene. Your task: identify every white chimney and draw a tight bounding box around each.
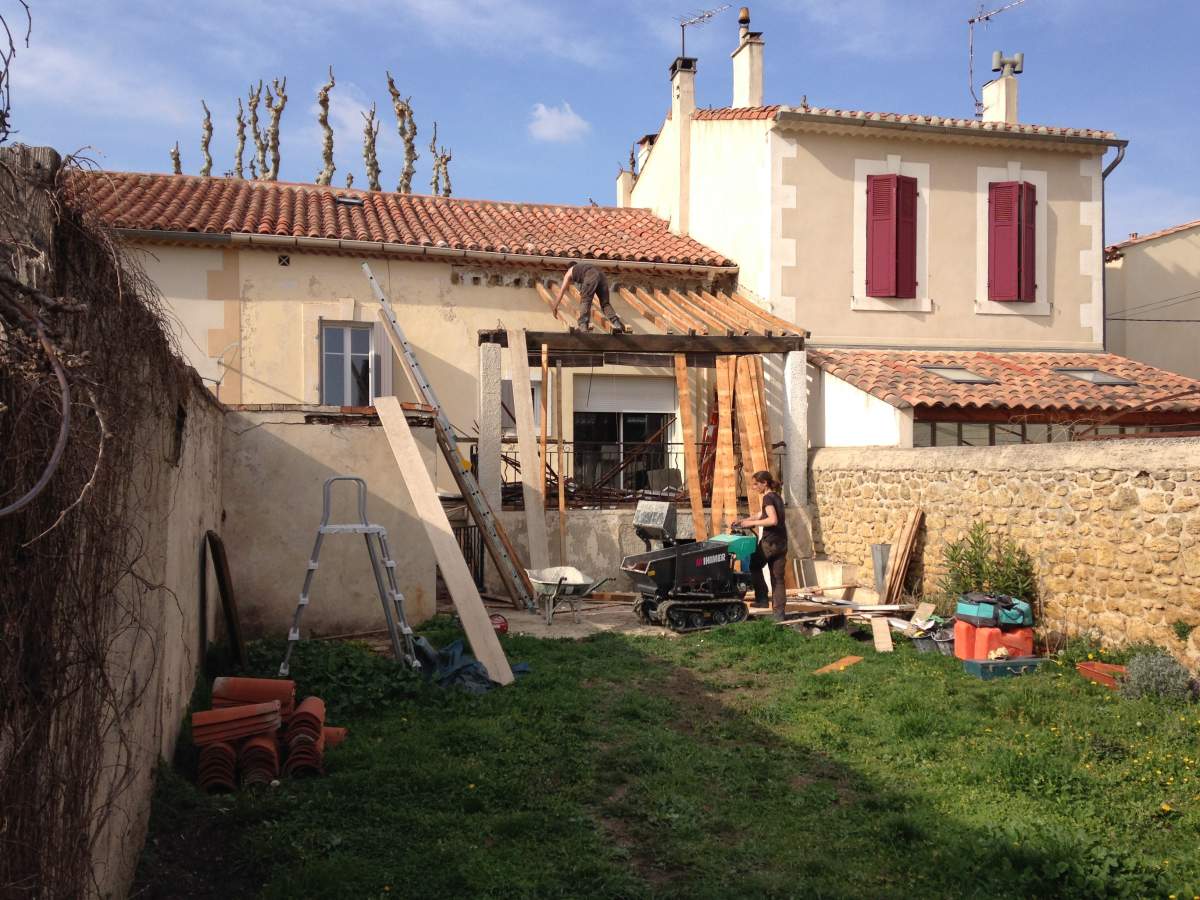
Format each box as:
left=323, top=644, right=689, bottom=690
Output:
left=670, top=56, right=696, bottom=235
left=615, top=169, right=633, bottom=207
left=731, top=6, right=764, bottom=108
left=982, top=50, right=1023, bottom=124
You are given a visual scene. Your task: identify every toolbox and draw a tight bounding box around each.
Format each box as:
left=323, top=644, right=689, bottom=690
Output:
left=962, top=657, right=1047, bottom=680
left=955, top=592, right=1034, bottom=628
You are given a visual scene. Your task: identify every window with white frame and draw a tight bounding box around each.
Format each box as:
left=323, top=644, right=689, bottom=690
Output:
left=321, top=322, right=375, bottom=406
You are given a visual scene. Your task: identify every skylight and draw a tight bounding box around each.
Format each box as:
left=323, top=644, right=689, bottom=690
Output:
left=1054, top=368, right=1137, bottom=386
left=920, top=366, right=996, bottom=384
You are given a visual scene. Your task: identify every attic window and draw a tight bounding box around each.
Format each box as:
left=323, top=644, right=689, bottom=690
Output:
left=920, top=366, right=996, bottom=384
left=335, top=195, right=364, bottom=207
left=1054, top=367, right=1137, bottom=386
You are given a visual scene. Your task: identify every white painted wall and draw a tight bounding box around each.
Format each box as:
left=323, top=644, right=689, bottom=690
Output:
left=809, top=369, right=912, bottom=448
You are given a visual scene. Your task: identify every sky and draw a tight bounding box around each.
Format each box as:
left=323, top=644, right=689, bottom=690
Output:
left=8, top=0, right=1198, bottom=243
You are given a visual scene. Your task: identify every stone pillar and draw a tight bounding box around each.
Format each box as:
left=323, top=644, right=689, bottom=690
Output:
left=782, top=350, right=808, bottom=508
left=477, top=342, right=502, bottom=512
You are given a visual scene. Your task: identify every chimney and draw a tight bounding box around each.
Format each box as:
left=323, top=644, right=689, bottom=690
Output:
left=615, top=169, right=633, bottom=207
left=982, top=49, right=1023, bottom=124
left=731, top=7, right=764, bottom=108
left=670, top=56, right=696, bottom=235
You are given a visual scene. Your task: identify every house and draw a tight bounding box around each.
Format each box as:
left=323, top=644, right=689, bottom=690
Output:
left=621, top=7, right=1200, bottom=447
left=1106, top=219, right=1200, bottom=380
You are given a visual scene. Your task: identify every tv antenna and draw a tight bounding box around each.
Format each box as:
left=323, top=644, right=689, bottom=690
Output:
left=967, top=0, right=1028, bottom=116
left=676, top=5, right=730, bottom=57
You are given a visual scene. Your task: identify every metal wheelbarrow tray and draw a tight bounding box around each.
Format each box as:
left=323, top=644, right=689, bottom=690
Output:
left=527, top=566, right=612, bottom=626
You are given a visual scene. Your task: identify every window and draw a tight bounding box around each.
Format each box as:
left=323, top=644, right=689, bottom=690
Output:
left=988, top=180, right=1037, bottom=301
left=920, top=366, right=997, bottom=384
left=320, top=323, right=374, bottom=406
left=1054, top=368, right=1138, bottom=386
left=573, top=411, right=668, bottom=491
left=866, top=173, right=918, bottom=298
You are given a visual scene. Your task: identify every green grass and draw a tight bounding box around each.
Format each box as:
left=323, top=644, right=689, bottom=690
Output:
left=136, top=621, right=1200, bottom=899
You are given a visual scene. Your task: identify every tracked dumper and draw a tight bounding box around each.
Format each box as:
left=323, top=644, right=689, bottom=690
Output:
left=621, top=501, right=754, bottom=632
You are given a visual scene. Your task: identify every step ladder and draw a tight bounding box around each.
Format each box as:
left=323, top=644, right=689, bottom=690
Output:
left=363, top=263, right=537, bottom=610
left=279, top=476, right=417, bottom=676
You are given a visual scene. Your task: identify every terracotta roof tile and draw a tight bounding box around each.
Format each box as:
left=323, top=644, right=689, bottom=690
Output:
left=808, top=348, right=1200, bottom=415
left=64, top=170, right=734, bottom=268
left=1106, top=219, right=1200, bottom=256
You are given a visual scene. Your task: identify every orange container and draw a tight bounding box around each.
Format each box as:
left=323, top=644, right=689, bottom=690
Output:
left=973, top=626, right=1034, bottom=660
left=954, top=620, right=977, bottom=660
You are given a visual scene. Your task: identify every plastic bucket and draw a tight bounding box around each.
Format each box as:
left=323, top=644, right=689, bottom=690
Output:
left=932, top=629, right=956, bottom=656
left=911, top=636, right=937, bottom=654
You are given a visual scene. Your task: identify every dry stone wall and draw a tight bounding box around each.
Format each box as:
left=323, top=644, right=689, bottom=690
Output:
left=808, top=439, right=1200, bottom=667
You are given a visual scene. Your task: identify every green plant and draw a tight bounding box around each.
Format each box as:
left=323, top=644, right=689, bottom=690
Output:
left=1171, top=620, right=1195, bottom=642
left=1118, top=652, right=1194, bottom=702
left=940, top=522, right=1035, bottom=601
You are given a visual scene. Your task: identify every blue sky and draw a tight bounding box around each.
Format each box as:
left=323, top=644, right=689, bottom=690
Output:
left=10, top=0, right=1198, bottom=242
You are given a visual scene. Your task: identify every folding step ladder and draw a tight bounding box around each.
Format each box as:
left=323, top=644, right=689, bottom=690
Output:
left=363, top=263, right=537, bottom=610
left=279, top=476, right=417, bottom=676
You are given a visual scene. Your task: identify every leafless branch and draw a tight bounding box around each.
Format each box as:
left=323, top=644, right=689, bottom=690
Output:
left=247, top=81, right=266, bottom=179
left=314, top=66, right=335, bottom=186
left=198, top=100, right=212, bottom=177
left=386, top=71, right=418, bottom=193
left=264, top=76, right=287, bottom=181
left=361, top=102, right=381, bottom=191
left=233, top=97, right=246, bottom=178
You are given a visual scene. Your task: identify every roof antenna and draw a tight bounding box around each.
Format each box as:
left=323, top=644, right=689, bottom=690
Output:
left=967, top=0, right=1028, bottom=117
left=676, top=5, right=730, bottom=57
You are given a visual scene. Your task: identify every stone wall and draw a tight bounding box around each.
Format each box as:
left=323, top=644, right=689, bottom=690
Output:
left=808, top=439, right=1200, bottom=667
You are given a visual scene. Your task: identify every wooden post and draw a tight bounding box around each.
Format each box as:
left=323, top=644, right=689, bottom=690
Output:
left=713, top=356, right=737, bottom=534
left=507, top=329, right=550, bottom=571
left=375, top=397, right=515, bottom=684
left=674, top=354, right=707, bottom=540
left=555, top=360, right=567, bottom=565
left=540, top=343, right=549, bottom=499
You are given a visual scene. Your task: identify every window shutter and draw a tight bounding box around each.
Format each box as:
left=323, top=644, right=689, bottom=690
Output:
left=866, top=174, right=897, bottom=297
left=988, top=181, right=1021, bottom=301
left=895, top=174, right=918, bottom=299
left=1018, top=181, right=1037, bottom=301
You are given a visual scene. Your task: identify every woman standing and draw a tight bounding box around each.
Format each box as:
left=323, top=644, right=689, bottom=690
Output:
left=731, top=471, right=788, bottom=621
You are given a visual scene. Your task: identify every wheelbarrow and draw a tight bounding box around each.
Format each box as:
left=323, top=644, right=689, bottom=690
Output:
left=527, top=566, right=612, bottom=626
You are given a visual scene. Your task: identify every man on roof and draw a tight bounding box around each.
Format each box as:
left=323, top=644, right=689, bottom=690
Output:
left=551, top=261, right=628, bottom=333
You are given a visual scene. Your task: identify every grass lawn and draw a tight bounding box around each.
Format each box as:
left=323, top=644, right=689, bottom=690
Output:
left=136, top=619, right=1200, bottom=899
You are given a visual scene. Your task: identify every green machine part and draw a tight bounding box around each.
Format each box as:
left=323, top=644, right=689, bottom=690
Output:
left=708, top=533, right=757, bottom=573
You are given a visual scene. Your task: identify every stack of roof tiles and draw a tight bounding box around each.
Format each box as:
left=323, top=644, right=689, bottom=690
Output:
left=191, top=678, right=346, bottom=792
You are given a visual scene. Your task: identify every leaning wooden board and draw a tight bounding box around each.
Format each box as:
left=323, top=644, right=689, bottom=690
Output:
left=674, top=354, right=708, bottom=540
left=507, top=329, right=550, bottom=571
left=375, top=397, right=515, bottom=685
left=713, top=356, right=738, bottom=530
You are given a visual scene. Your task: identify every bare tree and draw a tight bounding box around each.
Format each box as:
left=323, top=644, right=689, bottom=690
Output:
left=361, top=103, right=381, bottom=191
left=169, top=141, right=182, bottom=175
left=247, top=81, right=266, bottom=179
left=429, top=121, right=452, bottom=197
left=386, top=71, right=418, bottom=193
left=264, top=76, right=287, bottom=181
left=315, top=66, right=335, bottom=186
left=199, top=100, right=213, bottom=177
left=0, top=3, right=31, bottom=144
left=233, top=97, right=246, bottom=179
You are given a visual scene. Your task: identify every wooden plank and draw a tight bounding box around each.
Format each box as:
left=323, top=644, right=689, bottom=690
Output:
left=871, top=616, right=894, bottom=653
left=884, top=510, right=923, bottom=603
left=555, top=361, right=566, bottom=565
left=375, top=397, right=514, bottom=685
left=814, top=655, right=863, bottom=675
left=675, top=354, right=708, bottom=541
left=733, top=360, right=758, bottom=517
left=507, top=329, right=550, bottom=571
left=478, top=329, right=805, bottom=355
left=734, top=355, right=770, bottom=516
left=713, top=356, right=737, bottom=533
left=205, top=531, right=247, bottom=667
left=540, top=344, right=549, bottom=503
left=635, top=286, right=702, bottom=334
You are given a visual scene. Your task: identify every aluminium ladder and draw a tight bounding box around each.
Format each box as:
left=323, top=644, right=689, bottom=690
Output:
left=279, top=475, right=417, bottom=676
left=362, top=263, right=536, bottom=611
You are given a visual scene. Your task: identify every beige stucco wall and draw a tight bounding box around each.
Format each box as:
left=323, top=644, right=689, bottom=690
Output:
left=1106, top=226, right=1200, bottom=379
left=94, top=383, right=223, bottom=898
left=809, top=439, right=1200, bottom=668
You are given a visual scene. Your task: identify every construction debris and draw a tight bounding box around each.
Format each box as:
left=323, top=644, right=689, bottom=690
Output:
left=814, top=655, right=863, bottom=675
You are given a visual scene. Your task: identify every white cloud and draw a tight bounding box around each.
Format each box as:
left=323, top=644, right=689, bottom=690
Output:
left=529, top=101, right=590, bottom=143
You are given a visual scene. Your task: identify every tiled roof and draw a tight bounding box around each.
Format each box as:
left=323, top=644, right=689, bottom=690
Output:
left=1106, top=219, right=1200, bottom=254
left=691, top=105, right=1120, bottom=142
left=63, top=170, right=734, bottom=268
left=809, top=348, right=1200, bottom=415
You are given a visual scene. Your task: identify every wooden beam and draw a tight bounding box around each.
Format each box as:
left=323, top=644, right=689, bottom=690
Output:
left=555, top=361, right=566, bottom=565
left=713, top=356, right=738, bottom=533
left=478, top=330, right=804, bottom=355
left=540, top=343, right=549, bottom=503
left=374, top=397, right=515, bottom=685
left=675, top=354, right=707, bottom=540
left=871, top=617, right=894, bottom=653
left=507, top=329, right=550, bottom=571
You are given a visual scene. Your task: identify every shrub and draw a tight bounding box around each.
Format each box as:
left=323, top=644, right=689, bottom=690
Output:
left=1118, top=652, right=1193, bottom=702
left=941, top=522, right=1036, bottom=601
left=1171, top=620, right=1195, bottom=642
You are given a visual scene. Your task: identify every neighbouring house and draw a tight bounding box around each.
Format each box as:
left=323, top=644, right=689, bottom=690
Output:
left=621, top=7, right=1200, bottom=447
left=1106, top=219, right=1200, bottom=381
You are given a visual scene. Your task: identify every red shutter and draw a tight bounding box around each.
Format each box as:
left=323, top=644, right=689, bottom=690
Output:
left=1018, top=181, right=1037, bottom=301
left=895, top=174, right=918, bottom=298
left=988, top=181, right=1021, bottom=301
left=866, top=174, right=897, bottom=297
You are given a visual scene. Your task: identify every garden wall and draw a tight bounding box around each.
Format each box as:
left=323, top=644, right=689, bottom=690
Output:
left=808, top=439, right=1200, bottom=667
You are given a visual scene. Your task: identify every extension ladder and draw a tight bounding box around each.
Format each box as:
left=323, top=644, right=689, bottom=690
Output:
left=362, top=263, right=536, bottom=610
left=279, top=476, right=417, bottom=676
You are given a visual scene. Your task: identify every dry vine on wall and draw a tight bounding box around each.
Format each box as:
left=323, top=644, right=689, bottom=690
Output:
left=0, top=145, right=196, bottom=897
